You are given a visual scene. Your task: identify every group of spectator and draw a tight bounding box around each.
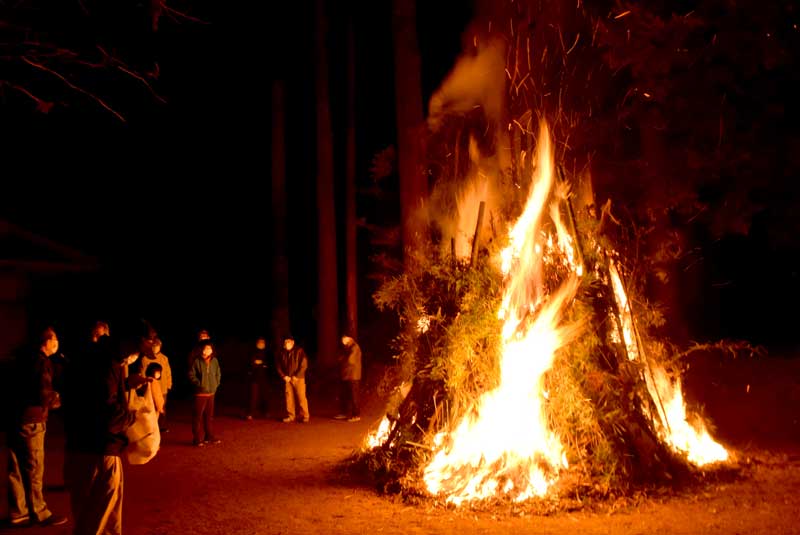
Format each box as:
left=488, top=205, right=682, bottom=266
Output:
left=6, top=322, right=154, bottom=533
left=4, top=321, right=364, bottom=533
left=245, top=333, right=363, bottom=424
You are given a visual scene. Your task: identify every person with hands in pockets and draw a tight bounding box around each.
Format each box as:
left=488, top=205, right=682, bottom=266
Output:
left=188, top=341, right=221, bottom=446
left=276, top=335, right=309, bottom=423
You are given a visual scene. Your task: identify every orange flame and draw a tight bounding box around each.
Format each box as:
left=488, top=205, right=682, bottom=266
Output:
left=608, top=261, right=728, bottom=465
left=365, top=416, right=393, bottom=449
left=424, top=122, right=583, bottom=504
left=421, top=121, right=728, bottom=505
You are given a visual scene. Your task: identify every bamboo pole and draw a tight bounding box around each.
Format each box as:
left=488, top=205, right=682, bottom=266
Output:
left=470, top=201, right=486, bottom=267
left=557, top=164, right=585, bottom=270
left=613, top=259, right=673, bottom=437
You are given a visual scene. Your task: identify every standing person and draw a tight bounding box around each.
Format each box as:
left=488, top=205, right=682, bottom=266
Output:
left=64, top=338, right=145, bottom=535
left=6, top=327, right=68, bottom=527
left=62, top=320, right=112, bottom=484
left=188, top=341, right=221, bottom=446
left=334, top=335, right=362, bottom=422
left=276, top=335, right=309, bottom=423
left=133, top=338, right=173, bottom=432
left=245, top=336, right=270, bottom=420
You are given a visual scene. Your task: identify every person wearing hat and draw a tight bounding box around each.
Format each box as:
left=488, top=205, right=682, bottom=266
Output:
left=275, top=335, right=309, bottom=423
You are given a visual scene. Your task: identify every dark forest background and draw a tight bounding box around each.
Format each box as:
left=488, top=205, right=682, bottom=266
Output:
left=1, top=0, right=798, bottom=374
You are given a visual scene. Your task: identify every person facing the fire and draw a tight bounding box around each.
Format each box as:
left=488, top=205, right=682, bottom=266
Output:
left=334, top=335, right=362, bottom=422
left=276, top=335, right=309, bottom=423
left=188, top=340, right=221, bottom=446
left=245, top=336, right=270, bottom=420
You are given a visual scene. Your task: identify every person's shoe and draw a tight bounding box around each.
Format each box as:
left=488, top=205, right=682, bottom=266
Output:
left=347, top=416, right=361, bottom=422
left=206, top=437, right=221, bottom=445
left=300, top=417, right=310, bottom=424
left=333, top=414, right=348, bottom=420
left=245, top=415, right=253, bottom=421
left=38, top=514, right=68, bottom=527
left=193, top=440, right=205, bottom=447
left=282, top=416, right=294, bottom=423
left=8, top=515, right=30, bottom=526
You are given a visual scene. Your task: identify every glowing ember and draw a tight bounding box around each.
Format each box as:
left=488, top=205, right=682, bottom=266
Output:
left=417, top=315, right=431, bottom=334
left=423, top=122, right=583, bottom=504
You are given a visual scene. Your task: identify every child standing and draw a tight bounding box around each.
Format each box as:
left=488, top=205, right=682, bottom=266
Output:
left=188, top=341, right=221, bottom=446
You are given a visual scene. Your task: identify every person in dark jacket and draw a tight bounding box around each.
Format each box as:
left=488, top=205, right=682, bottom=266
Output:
left=64, top=337, right=144, bottom=535
left=188, top=341, right=221, bottom=446
left=6, top=327, right=68, bottom=527
left=276, top=335, right=309, bottom=423
left=334, top=335, right=362, bottom=422
left=245, top=336, right=270, bottom=420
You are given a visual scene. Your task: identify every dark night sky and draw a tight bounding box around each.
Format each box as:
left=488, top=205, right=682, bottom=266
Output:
left=1, top=1, right=798, bottom=354
left=0, top=0, right=473, bottom=348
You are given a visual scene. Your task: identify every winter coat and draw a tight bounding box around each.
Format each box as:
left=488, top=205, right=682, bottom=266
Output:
left=189, top=357, right=221, bottom=395
left=135, top=351, right=173, bottom=395
left=340, top=343, right=362, bottom=381
left=276, top=347, right=308, bottom=379
left=14, top=350, right=60, bottom=425
left=64, top=340, right=136, bottom=456
left=248, top=349, right=270, bottom=382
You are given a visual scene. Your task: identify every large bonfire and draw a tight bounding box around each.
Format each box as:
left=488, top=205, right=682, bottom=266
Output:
left=358, top=0, right=731, bottom=508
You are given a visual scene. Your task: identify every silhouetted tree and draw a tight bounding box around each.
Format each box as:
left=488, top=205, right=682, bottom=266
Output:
left=345, top=9, right=359, bottom=338
left=392, top=0, right=427, bottom=260
left=315, top=0, right=340, bottom=367
left=271, top=79, right=291, bottom=346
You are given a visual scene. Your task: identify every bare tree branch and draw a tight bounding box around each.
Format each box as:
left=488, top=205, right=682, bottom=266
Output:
left=21, top=55, right=126, bottom=122
left=0, top=80, right=53, bottom=113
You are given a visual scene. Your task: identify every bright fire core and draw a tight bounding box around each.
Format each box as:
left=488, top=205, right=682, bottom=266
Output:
left=419, top=121, right=727, bottom=505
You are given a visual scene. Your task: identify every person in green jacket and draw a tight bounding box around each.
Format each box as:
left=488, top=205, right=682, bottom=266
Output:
left=188, top=341, right=221, bottom=446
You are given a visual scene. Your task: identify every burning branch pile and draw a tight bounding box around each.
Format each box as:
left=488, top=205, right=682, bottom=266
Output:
left=353, top=0, right=741, bottom=509
left=357, top=120, right=729, bottom=507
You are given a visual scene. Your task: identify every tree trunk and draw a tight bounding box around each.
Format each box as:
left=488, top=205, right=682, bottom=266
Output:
left=345, top=11, right=358, bottom=338
left=391, top=0, right=426, bottom=260
left=270, top=79, right=291, bottom=348
left=315, top=0, right=340, bottom=368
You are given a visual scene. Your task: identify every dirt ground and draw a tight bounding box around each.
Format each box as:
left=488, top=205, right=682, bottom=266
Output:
left=2, top=351, right=799, bottom=535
